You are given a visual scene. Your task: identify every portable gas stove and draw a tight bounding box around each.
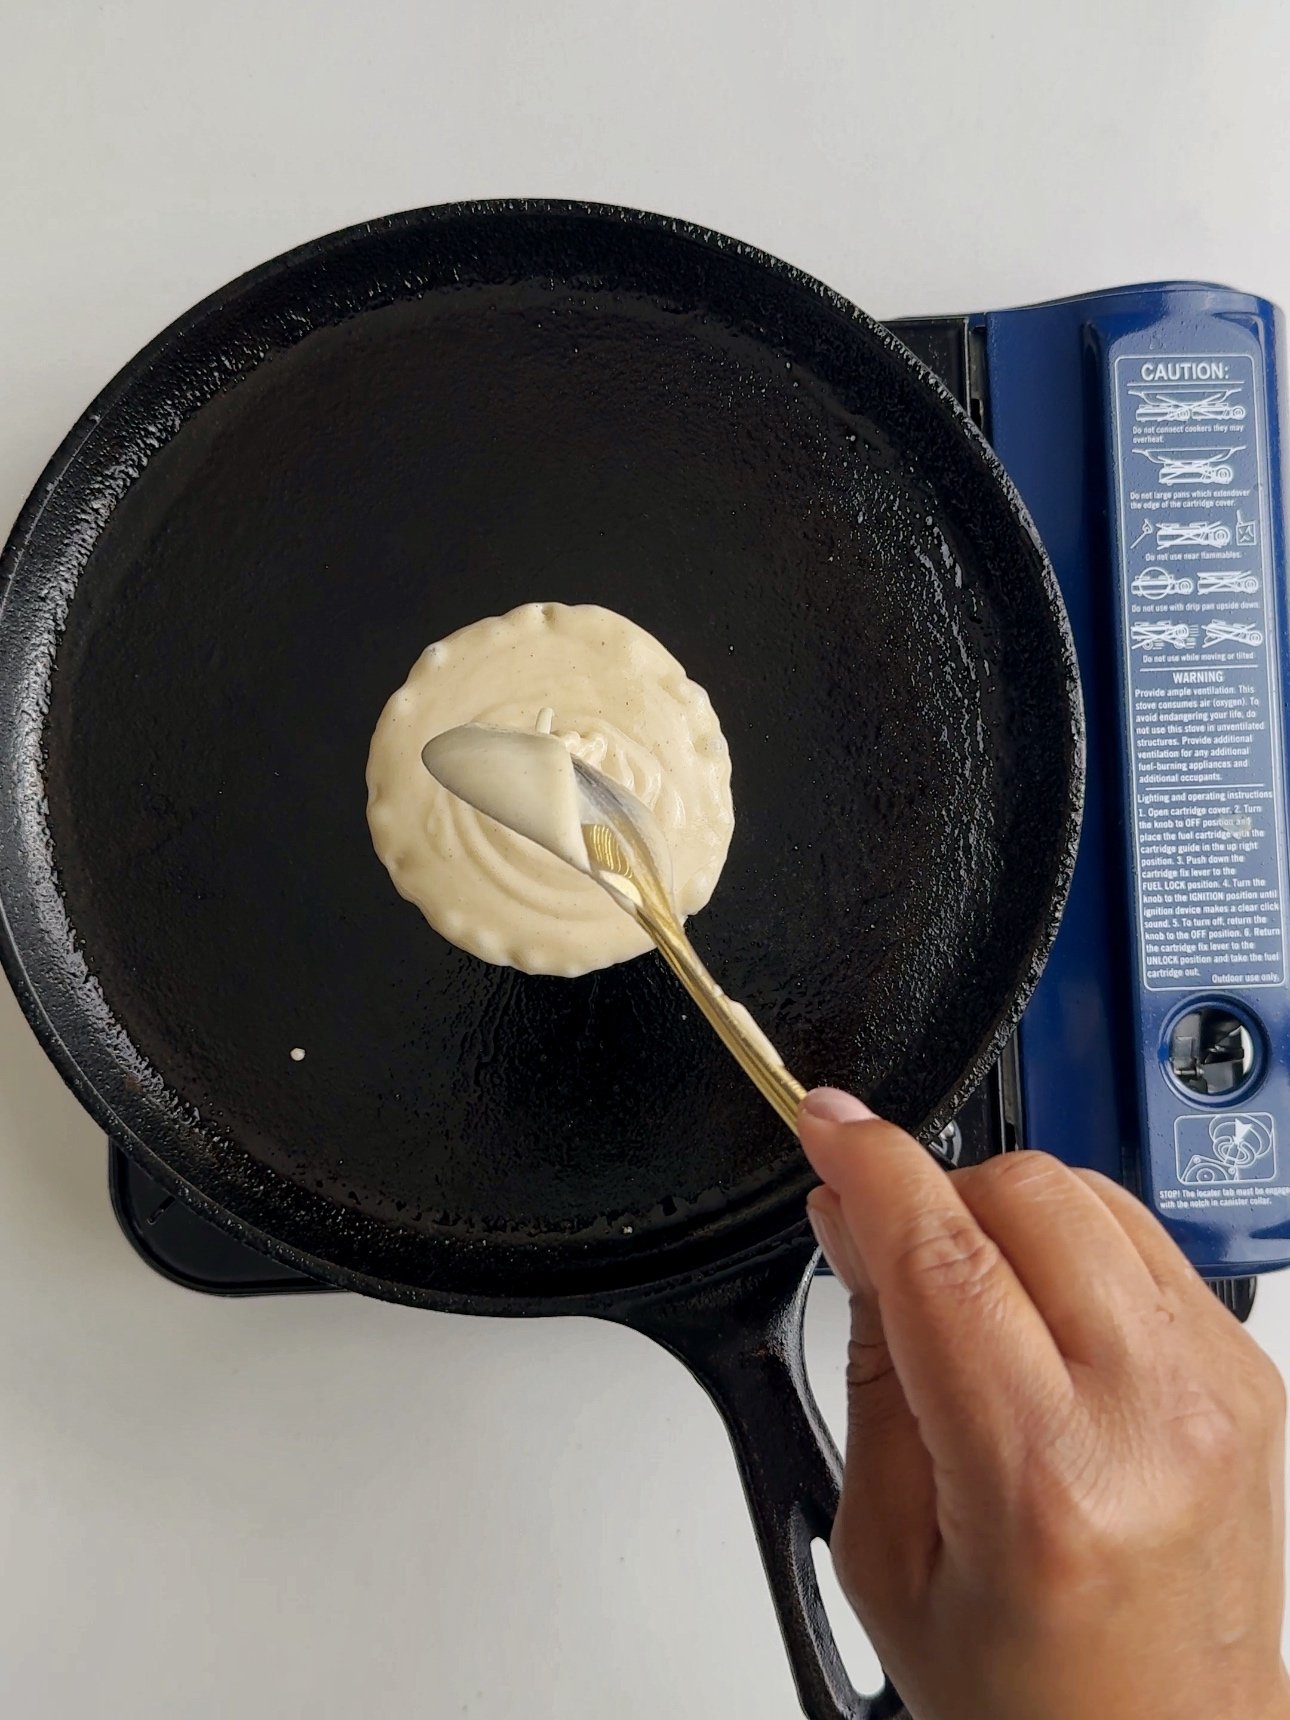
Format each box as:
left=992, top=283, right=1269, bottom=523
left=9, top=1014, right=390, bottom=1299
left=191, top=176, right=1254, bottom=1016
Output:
left=109, top=286, right=1287, bottom=1324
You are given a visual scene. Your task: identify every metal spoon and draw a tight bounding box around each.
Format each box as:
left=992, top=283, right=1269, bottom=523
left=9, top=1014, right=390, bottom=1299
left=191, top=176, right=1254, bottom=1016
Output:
left=422, top=727, right=806, bottom=1130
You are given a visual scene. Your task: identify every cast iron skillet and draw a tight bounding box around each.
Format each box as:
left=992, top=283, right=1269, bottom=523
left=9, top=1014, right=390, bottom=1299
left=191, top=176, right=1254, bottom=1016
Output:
left=0, top=202, right=1083, bottom=1719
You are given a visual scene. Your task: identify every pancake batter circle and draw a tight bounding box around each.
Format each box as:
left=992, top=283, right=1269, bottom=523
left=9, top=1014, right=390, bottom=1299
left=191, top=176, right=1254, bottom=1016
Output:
left=366, top=602, right=735, bottom=976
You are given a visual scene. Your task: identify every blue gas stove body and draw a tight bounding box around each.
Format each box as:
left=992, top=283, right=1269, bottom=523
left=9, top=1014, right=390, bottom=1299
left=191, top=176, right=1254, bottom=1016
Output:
left=984, top=284, right=1290, bottom=1278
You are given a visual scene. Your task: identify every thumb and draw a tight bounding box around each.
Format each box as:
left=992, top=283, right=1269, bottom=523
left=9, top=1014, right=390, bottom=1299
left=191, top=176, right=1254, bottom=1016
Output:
left=806, top=1179, right=938, bottom=1615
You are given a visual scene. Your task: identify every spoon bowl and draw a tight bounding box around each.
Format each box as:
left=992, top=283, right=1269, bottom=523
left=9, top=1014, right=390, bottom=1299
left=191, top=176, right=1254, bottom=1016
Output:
left=422, top=726, right=806, bottom=1128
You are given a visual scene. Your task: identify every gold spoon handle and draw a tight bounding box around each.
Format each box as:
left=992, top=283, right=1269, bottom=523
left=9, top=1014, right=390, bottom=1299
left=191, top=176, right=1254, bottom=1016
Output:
left=645, top=913, right=807, bottom=1132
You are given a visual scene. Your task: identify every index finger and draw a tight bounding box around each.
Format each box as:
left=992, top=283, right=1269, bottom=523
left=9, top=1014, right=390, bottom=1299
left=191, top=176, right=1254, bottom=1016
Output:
left=799, top=1092, right=1073, bottom=1477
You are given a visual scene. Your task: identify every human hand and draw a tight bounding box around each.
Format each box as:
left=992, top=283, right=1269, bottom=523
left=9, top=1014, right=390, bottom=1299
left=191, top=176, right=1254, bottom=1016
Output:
left=798, top=1088, right=1290, bottom=1720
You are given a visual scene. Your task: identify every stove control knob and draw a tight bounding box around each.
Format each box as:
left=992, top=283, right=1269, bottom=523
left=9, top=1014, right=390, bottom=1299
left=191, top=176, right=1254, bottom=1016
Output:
left=1166, top=1005, right=1257, bottom=1098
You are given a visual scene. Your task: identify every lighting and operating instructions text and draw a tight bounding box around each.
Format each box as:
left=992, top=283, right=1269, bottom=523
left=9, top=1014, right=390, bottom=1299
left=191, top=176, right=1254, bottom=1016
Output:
left=1113, top=352, right=1286, bottom=991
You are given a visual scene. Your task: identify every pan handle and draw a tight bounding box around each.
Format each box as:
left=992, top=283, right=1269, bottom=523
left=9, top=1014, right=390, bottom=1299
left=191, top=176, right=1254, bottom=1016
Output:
left=616, top=1241, right=907, bottom=1720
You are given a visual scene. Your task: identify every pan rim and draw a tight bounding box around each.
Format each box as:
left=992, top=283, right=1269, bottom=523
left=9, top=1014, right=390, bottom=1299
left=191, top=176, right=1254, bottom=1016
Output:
left=0, top=198, right=1085, bottom=1314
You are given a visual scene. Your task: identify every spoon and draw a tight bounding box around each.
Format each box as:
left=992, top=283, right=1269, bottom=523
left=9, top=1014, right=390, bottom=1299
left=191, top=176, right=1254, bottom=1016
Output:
left=421, top=723, right=806, bottom=1129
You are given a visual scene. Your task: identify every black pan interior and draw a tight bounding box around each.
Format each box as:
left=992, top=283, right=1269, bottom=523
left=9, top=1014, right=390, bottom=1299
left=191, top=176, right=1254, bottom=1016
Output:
left=0, top=204, right=1081, bottom=1307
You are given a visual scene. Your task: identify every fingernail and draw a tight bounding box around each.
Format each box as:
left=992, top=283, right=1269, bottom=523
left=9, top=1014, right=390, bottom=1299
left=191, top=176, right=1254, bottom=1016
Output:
left=800, top=1087, right=875, bottom=1124
left=807, top=1193, right=870, bottom=1296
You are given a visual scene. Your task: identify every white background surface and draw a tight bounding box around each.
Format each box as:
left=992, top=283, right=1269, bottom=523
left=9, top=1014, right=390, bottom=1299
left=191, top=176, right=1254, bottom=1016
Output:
left=4, top=3, right=1290, bottom=1716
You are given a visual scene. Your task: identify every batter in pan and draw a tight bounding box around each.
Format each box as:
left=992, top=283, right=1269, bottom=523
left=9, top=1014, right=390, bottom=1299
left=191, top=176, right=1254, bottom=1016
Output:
left=366, top=602, right=734, bottom=976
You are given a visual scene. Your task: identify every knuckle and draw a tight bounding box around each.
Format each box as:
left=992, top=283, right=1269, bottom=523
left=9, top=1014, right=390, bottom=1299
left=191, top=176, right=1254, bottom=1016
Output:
left=1228, top=1351, right=1288, bottom=1446
left=968, top=1148, right=1070, bottom=1200
left=844, top=1332, right=905, bottom=1436
left=1252, top=1350, right=1287, bottom=1424
left=1070, top=1167, right=1120, bottom=1199
left=845, top=1330, right=895, bottom=1392
left=1004, top=1386, right=1253, bottom=1593
left=1166, top=1385, right=1243, bottom=1468
left=1169, top=1340, right=1283, bottom=1450
left=891, top=1210, right=1002, bottom=1298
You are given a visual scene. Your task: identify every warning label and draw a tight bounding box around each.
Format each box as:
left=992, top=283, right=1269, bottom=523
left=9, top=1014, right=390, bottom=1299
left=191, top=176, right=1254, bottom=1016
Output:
left=1159, top=1110, right=1282, bottom=1214
left=1113, top=353, right=1286, bottom=991
left=1174, top=1110, right=1276, bottom=1185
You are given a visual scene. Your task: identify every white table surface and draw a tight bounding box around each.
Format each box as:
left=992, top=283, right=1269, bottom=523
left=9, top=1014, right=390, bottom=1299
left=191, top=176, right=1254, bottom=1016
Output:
left=4, top=4, right=1290, bottom=1715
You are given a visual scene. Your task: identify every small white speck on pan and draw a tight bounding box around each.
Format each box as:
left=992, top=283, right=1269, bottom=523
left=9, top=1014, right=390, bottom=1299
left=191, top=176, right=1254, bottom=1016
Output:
left=290, top=1047, right=306, bottom=1062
